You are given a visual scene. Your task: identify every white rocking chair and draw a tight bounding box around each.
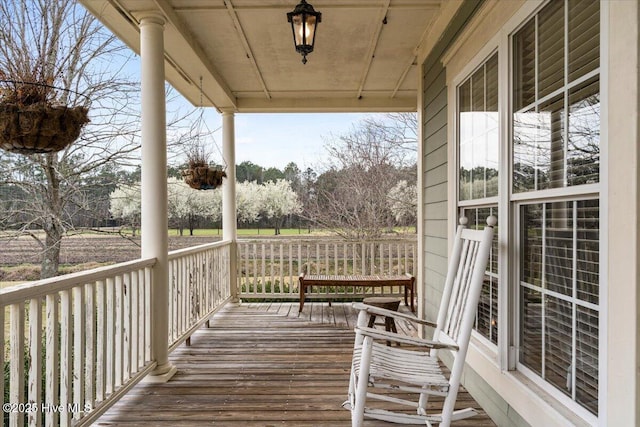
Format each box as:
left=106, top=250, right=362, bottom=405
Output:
left=343, top=216, right=496, bottom=427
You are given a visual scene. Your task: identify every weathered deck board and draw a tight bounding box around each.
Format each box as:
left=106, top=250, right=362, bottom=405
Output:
left=94, top=302, right=495, bottom=426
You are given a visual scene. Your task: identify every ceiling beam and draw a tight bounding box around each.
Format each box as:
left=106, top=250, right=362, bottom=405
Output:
left=391, top=55, right=416, bottom=98
left=153, top=0, right=237, bottom=108
left=235, top=95, right=417, bottom=113
left=356, top=0, right=391, bottom=100
left=224, top=0, right=271, bottom=100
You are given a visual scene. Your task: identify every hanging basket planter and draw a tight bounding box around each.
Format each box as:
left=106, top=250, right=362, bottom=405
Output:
left=0, top=80, right=90, bottom=154
left=181, top=161, right=227, bottom=190
left=0, top=102, right=89, bottom=154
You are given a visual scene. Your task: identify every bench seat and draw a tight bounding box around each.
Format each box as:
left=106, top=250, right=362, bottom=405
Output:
left=298, top=273, right=415, bottom=312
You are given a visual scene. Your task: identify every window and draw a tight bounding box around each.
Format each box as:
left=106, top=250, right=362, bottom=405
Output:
left=513, top=0, right=600, bottom=194
left=458, top=53, right=499, bottom=201
left=512, top=0, right=600, bottom=416
left=519, top=200, right=599, bottom=414
left=457, top=52, right=499, bottom=344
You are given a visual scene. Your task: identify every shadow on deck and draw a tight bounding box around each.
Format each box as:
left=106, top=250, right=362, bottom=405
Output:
left=94, top=302, right=495, bottom=426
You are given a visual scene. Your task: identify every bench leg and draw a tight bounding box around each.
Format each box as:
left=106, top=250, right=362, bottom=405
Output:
left=404, top=286, right=408, bottom=307
left=299, top=285, right=306, bottom=312
left=405, top=284, right=415, bottom=312
left=410, top=284, right=415, bottom=312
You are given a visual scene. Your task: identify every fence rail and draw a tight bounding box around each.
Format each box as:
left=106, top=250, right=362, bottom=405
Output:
left=1, top=240, right=233, bottom=427
left=236, top=236, right=417, bottom=300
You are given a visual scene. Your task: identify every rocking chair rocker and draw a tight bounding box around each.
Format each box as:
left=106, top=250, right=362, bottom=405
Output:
left=343, top=216, right=496, bottom=427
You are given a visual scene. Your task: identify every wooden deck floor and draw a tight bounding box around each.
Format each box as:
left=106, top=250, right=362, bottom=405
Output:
left=94, top=302, right=495, bottom=426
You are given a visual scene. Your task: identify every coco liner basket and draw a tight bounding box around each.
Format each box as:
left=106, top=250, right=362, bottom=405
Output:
left=182, top=160, right=227, bottom=190
left=0, top=102, right=89, bottom=154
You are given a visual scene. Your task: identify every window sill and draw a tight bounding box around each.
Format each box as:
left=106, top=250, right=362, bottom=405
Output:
left=465, top=341, right=596, bottom=427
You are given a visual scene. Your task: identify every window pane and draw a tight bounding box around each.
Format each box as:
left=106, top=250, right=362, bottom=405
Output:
left=520, top=286, right=542, bottom=375
left=514, top=19, right=536, bottom=110
left=459, top=80, right=472, bottom=200
left=576, top=200, right=599, bottom=304
left=513, top=109, right=539, bottom=192
left=568, top=78, right=600, bottom=186
left=521, top=204, right=542, bottom=287
left=512, top=0, right=600, bottom=194
left=545, top=202, right=573, bottom=297
left=544, top=296, right=572, bottom=398
left=576, top=305, right=599, bottom=414
left=486, top=54, right=499, bottom=110
left=458, top=53, right=499, bottom=201
left=538, top=0, right=565, bottom=99
left=568, top=0, right=600, bottom=82
left=486, top=55, right=499, bottom=197
left=539, top=95, right=565, bottom=189
left=477, top=276, right=498, bottom=345
left=471, top=67, right=487, bottom=199
left=519, top=200, right=599, bottom=415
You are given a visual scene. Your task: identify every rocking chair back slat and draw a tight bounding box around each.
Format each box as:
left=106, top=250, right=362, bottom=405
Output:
left=443, top=237, right=481, bottom=343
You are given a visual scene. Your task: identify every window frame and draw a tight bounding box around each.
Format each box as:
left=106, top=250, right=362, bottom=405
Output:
left=448, top=0, right=604, bottom=423
left=453, top=47, right=502, bottom=352
left=508, top=0, right=601, bottom=422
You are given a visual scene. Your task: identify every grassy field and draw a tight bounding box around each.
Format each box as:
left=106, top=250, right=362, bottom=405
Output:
left=0, top=227, right=416, bottom=286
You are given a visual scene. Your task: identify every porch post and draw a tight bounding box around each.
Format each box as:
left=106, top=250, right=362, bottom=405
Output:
left=139, top=13, right=176, bottom=382
left=222, top=111, right=238, bottom=302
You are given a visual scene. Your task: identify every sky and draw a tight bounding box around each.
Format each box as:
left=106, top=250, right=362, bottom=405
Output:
left=233, top=112, right=375, bottom=170
left=177, top=107, right=378, bottom=171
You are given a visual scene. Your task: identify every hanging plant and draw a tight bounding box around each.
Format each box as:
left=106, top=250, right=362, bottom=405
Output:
left=181, top=146, right=226, bottom=190
left=0, top=78, right=89, bottom=154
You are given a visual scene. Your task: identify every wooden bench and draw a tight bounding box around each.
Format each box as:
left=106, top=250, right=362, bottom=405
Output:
left=298, top=273, right=415, bottom=313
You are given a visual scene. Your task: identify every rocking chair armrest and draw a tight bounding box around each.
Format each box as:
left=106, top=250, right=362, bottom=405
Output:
left=355, top=326, right=459, bottom=350
left=353, top=302, right=437, bottom=328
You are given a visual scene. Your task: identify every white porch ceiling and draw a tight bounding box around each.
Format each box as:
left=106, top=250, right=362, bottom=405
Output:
left=80, top=0, right=454, bottom=113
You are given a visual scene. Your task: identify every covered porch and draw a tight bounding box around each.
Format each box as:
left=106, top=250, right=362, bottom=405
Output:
left=95, top=302, right=494, bottom=426
left=5, top=0, right=639, bottom=426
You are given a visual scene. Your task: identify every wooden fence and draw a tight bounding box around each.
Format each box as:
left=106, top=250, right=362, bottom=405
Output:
left=236, top=236, right=417, bottom=300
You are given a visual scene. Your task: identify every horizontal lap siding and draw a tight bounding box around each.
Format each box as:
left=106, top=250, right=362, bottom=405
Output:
left=422, top=62, right=449, bottom=322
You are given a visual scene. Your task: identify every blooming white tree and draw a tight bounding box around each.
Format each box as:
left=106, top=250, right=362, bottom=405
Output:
left=109, top=183, right=141, bottom=235
left=387, top=180, right=417, bottom=226
left=110, top=178, right=300, bottom=235
left=236, top=181, right=262, bottom=226
left=259, top=179, right=301, bottom=234
left=167, top=178, right=225, bottom=235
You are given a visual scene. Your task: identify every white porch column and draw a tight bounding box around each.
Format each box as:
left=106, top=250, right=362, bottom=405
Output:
left=139, top=13, right=176, bottom=382
left=222, top=111, right=238, bottom=302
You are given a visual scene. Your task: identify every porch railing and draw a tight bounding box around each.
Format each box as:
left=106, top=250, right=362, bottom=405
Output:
left=236, top=237, right=417, bottom=300
left=167, top=241, right=232, bottom=351
left=1, top=240, right=232, bottom=427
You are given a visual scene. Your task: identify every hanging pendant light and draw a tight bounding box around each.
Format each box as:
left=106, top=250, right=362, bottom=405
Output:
left=287, top=0, right=321, bottom=64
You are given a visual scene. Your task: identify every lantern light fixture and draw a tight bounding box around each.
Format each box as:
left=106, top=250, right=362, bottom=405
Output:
left=287, top=0, right=321, bottom=64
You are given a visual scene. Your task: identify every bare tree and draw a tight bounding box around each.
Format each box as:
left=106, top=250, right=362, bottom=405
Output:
left=307, top=116, right=417, bottom=239
left=0, top=0, right=141, bottom=278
